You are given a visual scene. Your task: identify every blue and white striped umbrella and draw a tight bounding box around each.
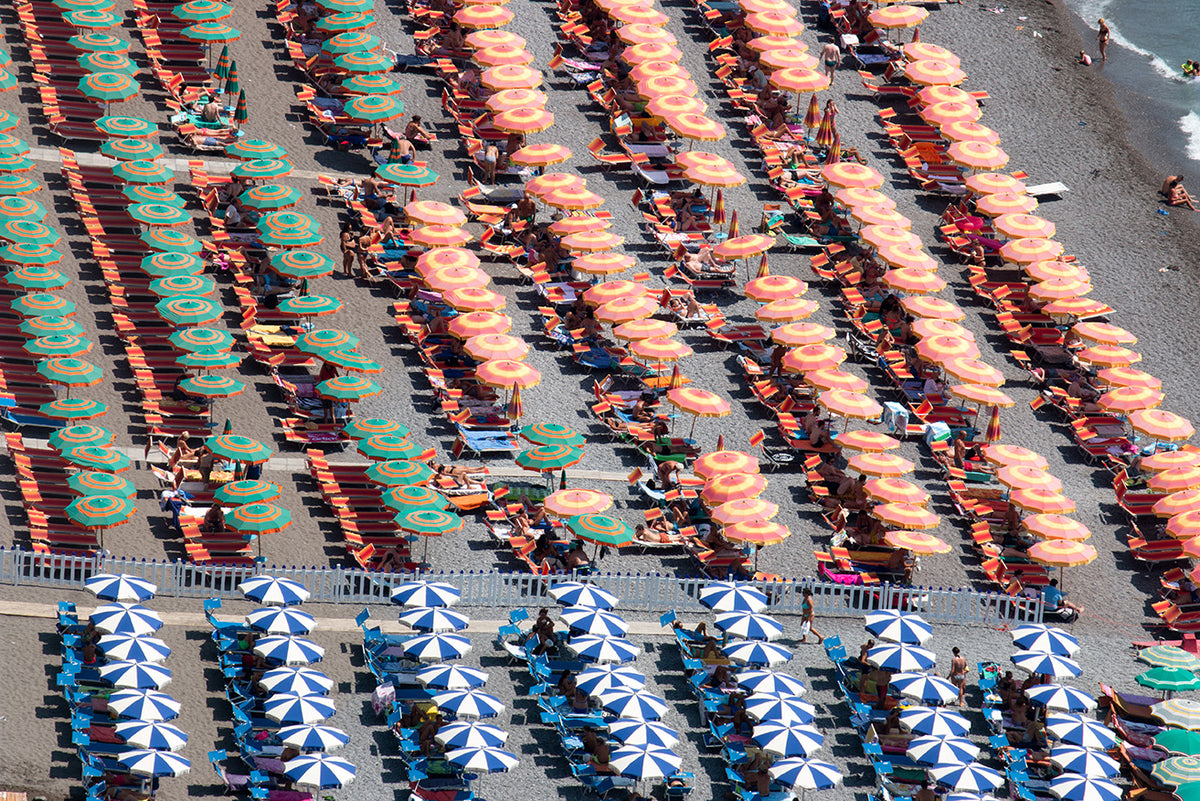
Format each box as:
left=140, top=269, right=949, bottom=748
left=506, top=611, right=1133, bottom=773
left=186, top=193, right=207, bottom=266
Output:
left=752, top=722, right=825, bottom=757
left=99, top=660, right=172, bottom=689
left=98, top=634, right=171, bottom=663
left=1011, top=650, right=1082, bottom=679
left=560, top=606, right=629, bottom=637
left=117, top=749, right=191, bottom=777
left=90, top=603, right=163, bottom=636
left=390, top=580, right=461, bottom=608
left=549, top=581, right=619, bottom=610
left=239, top=575, right=310, bottom=606
left=402, top=633, right=473, bottom=663
left=864, top=609, right=933, bottom=645
left=247, top=606, right=317, bottom=635
left=947, top=794, right=1000, bottom=801
left=744, top=692, right=817, bottom=725
left=85, top=574, right=157, bottom=602
left=106, top=689, right=180, bottom=721
left=1045, top=714, right=1117, bottom=749
left=610, top=746, right=681, bottom=780
left=866, top=643, right=936, bottom=672
left=278, top=724, right=350, bottom=752
left=1049, top=775, right=1121, bottom=801
left=931, top=764, right=1004, bottom=793
left=433, top=689, right=505, bottom=720
left=284, top=754, right=357, bottom=789
left=737, top=670, right=806, bottom=697
left=260, top=667, right=333, bottom=695
left=254, top=635, right=325, bottom=665
left=1048, top=746, right=1121, bottom=778
left=1011, top=624, right=1080, bottom=656
left=890, top=672, right=959, bottom=705
left=567, top=635, right=641, bottom=664
left=114, top=721, right=187, bottom=751
left=900, top=707, right=971, bottom=737
left=435, top=721, right=508, bottom=749
left=1026, top=683, right=1096, bottom=713
left=417, top=664, right=489, bottom=690
left=769, top=758, right=843, bottom=790
left=263, top=693, right=338, bottom=724
left=907, top=735, right=980, bottom=766
left=608, top=720, right=680, bottom=749
left=598, top=688, right=669, bottom=721
left=577, top=665, right=646, bottom=696
left=400, top=606, right=470, bottom=633
left=723, top=639, right=793, bottom=667
left=714, top=611, right=785, bottom=641
left=699, top=581, right=768, bottom=613
left=445, top=746, right=519, bottom=774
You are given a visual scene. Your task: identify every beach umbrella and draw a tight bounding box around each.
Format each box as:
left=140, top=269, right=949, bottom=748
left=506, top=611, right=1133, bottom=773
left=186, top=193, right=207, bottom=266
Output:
left=342, top=418, right=408, bottom=441
left=248, top=607, right=317, bottom=636
left=1049, top=746, right=1121, bottom=778
left=549, top=581, right=618, bottom=609
left=907, top=735, right=979, bottom=765
left=98, top=634, right=170, bottom=663
left=1011, top=650, right=1082, bottom=678
left=723, top=639, right=792, bottom=667
left=278, top=724, right=350, bottom=753
left=607, top=746, right=680, bottom=781
left=866, top=643, right=936, bottom=672
left=390, top=581, right=460, bottom=608
left=1139, top=667, right=1200, bottom=693
left=714, top=611, right=784, bottom=641
left=239, top=575, right=310, bottom=606
left=1049, top=775, right=1121, bottom=801
left=316, top=376, right=380, bottom=401
left=364, top=459, right=434, bottom=487
left=576, top=665, right=646, bottom=696
left=107, top=689, right=179, bottom=721
left=91, top=602, right=162, bottom=636
left=315, top=10, right=375, bottom=31
left=117, top=750, right=190, bottom=777
left=900, top=707, right=970, bottom=737
left=283, top=755, right=356, bottom=789
left=436, top=722, right=508, bottom=749
left=568, top=635, right=641, bottom=664
left=1159, top=730, right=1200, bottom=755
left=1154, top=699, right=1200, bottom=730
left=296, top=328, right=360, bottom=352
left=99, top=660, right=171, bottom=689
left=400, top=606, right=470, bottom=633
left=1142, top=646, right=1200, bottom=671
left=931, top=764, right=1003, bottom=794
left=66, top=495, right=135, bottom=535
left=445, top=746, right=519, bottom=775
left=434, top=689, right=504, bottom=719
left=341, top=73, right=401, bottom=96
left=375, top=165, right=436, bottom=187
left=174, top=0, right=231, bottom=21
left=403, top=633, right=472, bottom=662
left=753, top=722, right=824, bottom=757
left=260, top=667, right=333, bottom=696
left=0, top=173, right=35, bottom=195
left=86, top=574, right=156, bottom=602
left=1010, top=623, right=1079, bottom=655
left=744, top=692, right=816, bottom=725
left=49, top=424, right=113, bottom=451
left=278, top=295, right=341, bottom=317
left=598, top=688, right=668, bottom=720
left=114, top=720, right=187, bottom=751
left=890, top=672, right=958, bottom=705
left=13, top=293, right=75, bottom=318
left=61, top=445, right=130, bottom=473
left=355, top=434, right=418, bottom=462
left=181, top=21, right=240, bottom=43
left=254, top=635, right=324, bottom=665
left=417, top=664, right=489, bottom=691
left=1045, top=714, right=1117, bottom=749
left=608, top=720, right=677, bottom=749
left=214, top=480, right=281, bottom=507
left=568, top=514, right=634, bottom=551
left=382, top=486, right=448, bottom=514
left=0, top=243, right=62, bottom=266
left=179, top=375, right=245, bottom=401
left=560, top=607, right=629, bottom=638
left=1026, top=684, right=1097, bottom=713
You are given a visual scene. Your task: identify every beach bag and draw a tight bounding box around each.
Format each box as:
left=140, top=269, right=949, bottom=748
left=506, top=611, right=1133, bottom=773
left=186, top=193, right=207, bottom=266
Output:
left=371, top=683, right=395, bottom=716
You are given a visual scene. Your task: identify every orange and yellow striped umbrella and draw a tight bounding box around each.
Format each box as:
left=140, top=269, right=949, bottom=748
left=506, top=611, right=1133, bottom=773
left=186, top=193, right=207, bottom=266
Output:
left=609, top=4, right=670, bottom=25
left=1155, top=490, right=1200, bottom=517
left=454, top=4, right=514, bottom=28
left=405, top=200, right=467, bottom=227
left=550, top=216, right=610, bottom=236
left=710, top=497, right=778, bottom=526
left=1024, top=260, right=1088, bottom=283
left=1009, top=489, right=1075, bottom=515
left=638, top=75, right=699, bottom=98
left=646, top=94, right=707, bottom=117
left=822, top=162, right=884, bottom=189
left=544, top=489, right=612, bottom=517
left=1132, top=409, right=1195, bottom=442
left=595, top=296, right=658, bottom=324
left=622, top=42, right=683, bottom=64
left=756, top=297, right=818, bottom=322
left=882, top=268, right=947, bottom=295
left=1028, top=278, right=1092, bottom=302
left=769, top=67, right=829, bottom=93
left=739, top=0, right=797, bottom=13
left=782, top=343, right=846, bottom=373
left=685, top=164, right=744, bottom=187
left=480, top=64, right=543, bottom=90
left=995, top=213, right=1056, bottom=240
left=862, top=225, right=922, bottom=250
left=466, top=29, right=525, bottom=49
left=850, top=204, right=912, bottom=228
left=475, top=358, right=541, bottom=389
left=473, top=45, right=533, bottom=67
left=464, top=333, right=527, bottom=361
left=966, top=172, right=1028, bottom=195
left=485, top=87, right=547, bottom=112
left=675, top=151, right=735, bottom=171
left=446, top=311, right=512, bottom=338
left=849, top=452, right=914, bottom=477
left=701, top=472, right=768, bottom=504
left=917, top=85, right=976, bottom=106
left=724, top=520, right=790, bottom=549
left=562, top=230, right=624, bottom=253
left=1149, top=466, right=1200, bottom=494
left=947, top=141, right=1009, bottom=171
left=1023, top=514, right=1090, bottom=541
left=583, top=280, right=647, bottom=306
left=525, top=172, right=584, bottom=197
left=982, top=444, right=1048, bottom=469
left=1098, top=386, right=1163, bottom=414
left=1072, top=321, right=1136, bottom=346
left=511, top=143, right=572, bottom=168
left=1143, top=451, right=1200, bottom=473
left=543, top=186, right=605, bottom=210
left=772, top=322, right=834, bottom=347
left=410, top=226, right=473, bottom=250
left=616, top=23, right=677, bottom=45
left=904, top=42, right=959, bottom=65
left=631, top=337, right=693, bottom=362
left=943, top=357, right=1005, bottom=386
left=1075, top=344, right=1141, bottom=368
left=746, top=275, right=806, bottom=302
left=819, top=389, right=882, bottom=420
left=866, top=478, right=930, bottom=506
left=1028, top=539, right=1097, bottom=568
left=1043, top=297, right=1113, bottom=319
left=914, top=334, right=980, bottom=364
left=664, top=113, right=726, bottom=142
left=902, top=296, right=965, bottom=320
left=744, top=10, right=804, bottom=36
left=835, top=187, right=894, bottom=209
left=976, top=192, right=1038, bottom=216
left=885, top=530, right=950, bottom=554
left=940, top=121, right=1000, bottom=145
left=493, top=107, right=555, bottom=133
left=948, top=384, right=1014, bottom=407
left=595, top=0, right=652, bottom=11
left=759, top=48, right=818, bottom=71
left=804, top=368, right=868, bottom=393
left=1166, top=510, right=1200, bottom=539
left=443, top=287, right=507, bottom=313
left=746, top=34, right=805, bottom=53
left=919, top=101, right=982, bottom=126
left=424, top=265, right=489, bottom=293
left=997, top=465, right=1063, bottom=493
left=873, top=503, right=939, bottom=530
left=714, top=234, right=774, bottom=260
left=628, top=60, right=689, bottom=82
left=837, top=430, right=901, bottom=453
left=904, top=59, right=966, bottom=86
left=878, top=244, right=938, bottom=272
left=613, top=318, right=676, bottom=342
left=573, top=252, right=635, bottom=275
left=416, top=248, right=480, bottom=275
left=668, top=386, right=731, bottom=417
left=869, top=3, right=928, bottom=27
left=911, top=319, right=973, bottom=341
left=999, top=237, right=1064, bottom=264
left=695, top=450, right=760, bottom=481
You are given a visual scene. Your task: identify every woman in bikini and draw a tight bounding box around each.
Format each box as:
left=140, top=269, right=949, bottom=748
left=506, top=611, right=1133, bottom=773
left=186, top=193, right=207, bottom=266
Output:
left=948, top=646, right=967, bottom=706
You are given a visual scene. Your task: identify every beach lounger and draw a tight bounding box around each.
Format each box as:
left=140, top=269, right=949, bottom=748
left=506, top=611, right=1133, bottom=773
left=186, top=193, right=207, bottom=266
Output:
left=1026, top=182, right=1070, bottom=198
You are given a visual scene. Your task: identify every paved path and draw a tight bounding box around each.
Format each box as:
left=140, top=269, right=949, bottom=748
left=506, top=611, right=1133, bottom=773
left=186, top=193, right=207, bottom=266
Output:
left=25, top=146, right=347, bottom=183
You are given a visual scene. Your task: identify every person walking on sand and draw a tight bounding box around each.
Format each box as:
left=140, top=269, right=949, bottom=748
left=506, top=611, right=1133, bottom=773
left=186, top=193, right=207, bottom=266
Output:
left=799, top=587, right=823, bottom=644
left=820, top=42, right=840, bottom=83
left=1097, top=19, right=1110, bottom=62
left=948, top=646, right=968, bottom=706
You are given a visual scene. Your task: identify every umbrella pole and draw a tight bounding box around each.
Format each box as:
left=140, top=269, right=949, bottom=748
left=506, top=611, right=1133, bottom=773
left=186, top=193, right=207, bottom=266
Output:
left=689, top=415, right=697, bottom=440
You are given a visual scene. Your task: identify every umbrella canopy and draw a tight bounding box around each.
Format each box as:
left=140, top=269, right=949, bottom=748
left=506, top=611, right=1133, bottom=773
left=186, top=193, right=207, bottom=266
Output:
left=436, top=722, right=509, bottom=749
left=1011, top=650, right=1082, bottom=678
left=1049, top=775, right=1121, bottom=801
left=1141, top=646, right=1200, bottom=671
left=1154, top=699, right=1200, bottom=730
left=107, top=689, right=179, bottom=721
left=901, top=707, right=970, bottom=736
left=737, top=670, right=806, bottom=697
left=576, top=665, right=646, bottom=696
left=549, top=581, right=619, bottom=609
left=62, top=445, right=130, bottom=473
left=400, top=606, right=470, bottom=632
left=248, top=607, right=317, bottom=636
left=560, top=607, right=629, bottom=638
left=66, top=495, right=135, bottom=529
left=864, top=609, right=932, bottom=644
left=1046, top=714, right=1117, bottom=748
left=752, top=722, right=825, bottom=757
left=608, top=746, right=681, bottom=780
left=260, top=667, right=333, bottom=696
left=931, top=764, right=1004, bottom=793
left=714, top=611, right=784, bottom=641
left=390, top=581, right=460, bottom=608
left=598, top=688, right=669, bottom=720
left=1049, top=745, right=1121, bottom=778
left=867, top=643, right=936, bottom=672
left=434, top=689, right=505, bottom=718
left=568, top=635, right=641, bottom=664
left=723, top=639, right=793, bottom=666
left=403, top=633, right=473, bottom=662
left=254, top=635, right=324, bottom=665
left=86, top=573, right=157, bottom=602
left=1140, top=667, right=1200, bottom=692
left=608, top=719, right=678, bottom=749
left=907, top=735, right=979, bottom=766
left=1011, top=623, right=1079, bottom=655
left=98, top=659, right=171, bottom=689
left=417, top=664, right=489, bottom=691
left=278, top=724, right=350, bottom=752
left=744, top=692, right=817, bottom=725
left=239, top=575, right=310, bottom=606
left=116, top=750, right=190, bottom=777
left=445, top=746, right=519, bottom=774
left=283, top=754, right=356, bottom=789
left=1026, top=684, right=1097, bottom=713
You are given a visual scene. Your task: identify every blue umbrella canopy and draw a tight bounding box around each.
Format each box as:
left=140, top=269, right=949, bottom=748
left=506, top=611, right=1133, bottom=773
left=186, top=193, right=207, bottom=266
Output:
left=1026, top=683, right=1096, bottom=713
left=247, top=606, right=318, bottom=635
left=97, top=633, right=171, bottom=662
left=253, top=635, right=325, bottom=665
left=866, top=643, right=937, bottom=672
left=260, top=666, right=333, bottom=695
left=1048, top=775, right=1121, bottom=801
left=117, top=749, right=191, bottom=777
left=714, top=611, right=784, bottom=641
left=906, top=735, right=980, bottom=766
left=85, top=573, right=157, bottom=602
left=698, top=580, right=768, bottom=612
left=900, top=707, right=971, bottom=737
left=239, top=575, right=310, bottom=606
left=890, top=672, right=959, bottom=705
left=390, top=580, right=461, bottom=608
left=1011, top=650, right=1082, bottom=679
left=263, top=693, right=337, bottom=724
left=114, top=720, right=188, bottom=751
left=737, top=670, right=806, bottom=697
left=597, top=688, right=668, bottom=721
left=402, top=633, right=472, bottom=662
left=1045, top=714, right=1117, bottom=749
left=751, top=722, right=824, bottom=757
left=435, top=721, right=508, bottom=749
left=576, top=665, right=646, bottom=696
left=399, top=606, right=470, bottom=632
left=549, top=581, right=619, bottom=609
left=283, top=754, right=357, bottom=789
left=865, top=609, right=933, bottom=644
left=608, top=720, right=680, bottom=749
left=90, top=602, right=163, bottom=635
left=608, top=746, right=681, bottom=780
left=445, top=746, right=519, bottom=774
left=433, top=689, right=505, bottom=719
left=1048, top=746, right=1121, bottom=779
left=723, top=639, right=793, bottom=667
left=560, top=606, right=629, bottom=637
left=930, top=764, right=1004, bottom=793
left=567, top=634, right=641, bottom=664
left=416, top=664, right=489, bottom=690
left=768, top=758, right=844, bottom=791
left=278, top=724, right=350, bottom=752
left=1011, top=623, right=1079, bottom=656
left=99, top=660, right=172, bottom=689
left=744, top=692, right=817, bottom=725
left=106, top=688, right=180, bottom=721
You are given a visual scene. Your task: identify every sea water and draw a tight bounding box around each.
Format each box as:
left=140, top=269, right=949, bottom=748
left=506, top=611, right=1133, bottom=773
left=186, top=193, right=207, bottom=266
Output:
left=1062, top=0, right=1200, bottom=168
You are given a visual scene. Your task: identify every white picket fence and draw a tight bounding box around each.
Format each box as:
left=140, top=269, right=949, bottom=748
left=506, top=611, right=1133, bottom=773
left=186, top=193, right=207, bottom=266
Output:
left=0, top=547, right=1041, bottom=625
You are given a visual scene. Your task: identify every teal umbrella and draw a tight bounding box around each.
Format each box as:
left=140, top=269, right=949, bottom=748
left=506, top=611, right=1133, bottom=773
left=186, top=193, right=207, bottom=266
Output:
left=1139, top=667, right=1200, bottom=694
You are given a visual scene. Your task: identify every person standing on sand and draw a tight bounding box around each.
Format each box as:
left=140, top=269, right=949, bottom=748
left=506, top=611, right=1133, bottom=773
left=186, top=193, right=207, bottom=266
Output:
left=1097, top=19, right=1110, bottom=62
left=799, top=587, right=824, bottom=644
left=820, top=42, right=840, bottom=83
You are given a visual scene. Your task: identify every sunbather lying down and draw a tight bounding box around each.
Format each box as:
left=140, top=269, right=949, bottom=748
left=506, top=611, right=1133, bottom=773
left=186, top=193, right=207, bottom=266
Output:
left=430, top=461, right=487, bottom=490
left=634, top=522, right=682, bottom=544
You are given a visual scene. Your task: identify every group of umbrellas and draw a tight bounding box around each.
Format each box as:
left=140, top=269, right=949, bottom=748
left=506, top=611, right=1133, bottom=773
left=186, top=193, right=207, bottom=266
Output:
left=387, top=579, right=520, bottom=788
left=76, top=574, right=193, bottom=779
left=1131, top=646, right=1200, bottom=798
